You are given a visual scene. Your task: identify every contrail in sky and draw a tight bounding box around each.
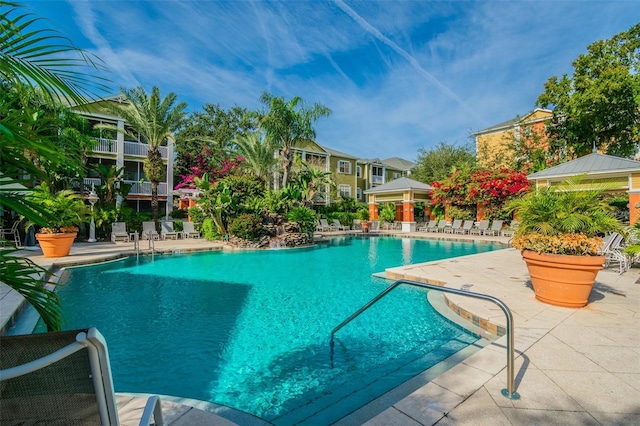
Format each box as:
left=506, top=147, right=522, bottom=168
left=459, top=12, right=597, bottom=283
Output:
left=333, top=0, right=482, bottom=122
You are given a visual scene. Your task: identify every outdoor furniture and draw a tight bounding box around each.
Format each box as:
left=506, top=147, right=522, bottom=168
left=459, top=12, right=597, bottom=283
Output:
left=160, top=221, right=179, bottom=240
left=1, top=220, right=21, bottom=247
left=369, top=220, right=380, bottom=233
left=351, top=220, right=363, bottom=233
left=470, top=220, right=490, bottom=235
left=455, top=220, right=475, bottom=234
left=319, top=219, right=333, bottom=231
left=501, top=221, right=518, bottom=237
left=420, top=220, right=437, bottom=232
left=0, top=327, right=164, bottom=425
left=484, top=220, right=504, bottom=236
left=181, top=222, right=200, bottom=239
left=443, top=219, right=462, bottom=234
left=111, top=222, right=129, bottom=243
left=332, top=219, right=347, bottom=231
left=434, top=219, right=448, bottom=232
left=141, top=221, right=159, bottom=240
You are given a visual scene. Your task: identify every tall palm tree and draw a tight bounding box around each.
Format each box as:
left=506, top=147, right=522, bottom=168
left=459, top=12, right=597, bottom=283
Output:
left=0, top=1, right=108, bottom=330
left=234, top=131, right=278, bottom=187
left=104, top=86, right=187, bottom=222
left=256, top=92, right=330, bottom=188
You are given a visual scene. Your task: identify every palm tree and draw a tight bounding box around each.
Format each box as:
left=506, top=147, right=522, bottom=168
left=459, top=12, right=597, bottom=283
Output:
left=256, top=92, right=330, bottom=188
left=103, top=86, right=187, bottom=222
left=1, top=1, right=108, bottom=330
left=234, top=131, right=278, bottom=187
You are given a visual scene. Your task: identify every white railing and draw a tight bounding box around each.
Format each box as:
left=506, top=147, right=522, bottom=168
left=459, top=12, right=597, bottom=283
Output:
left=83, top=178, right=102, bottom=188
left=126, top=181, right=168, bottom=196
left=124, top=142, right=168, bottom=159
left=92, top=138, right=117, bottom=154
left=372, top=175, right=384, bottom=184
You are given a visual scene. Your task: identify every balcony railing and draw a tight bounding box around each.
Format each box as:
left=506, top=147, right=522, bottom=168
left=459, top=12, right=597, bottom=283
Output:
left=82, top=179, right=168, bottom=196
left=371, top=175, right=384, bottom=184
left=124, top=142, right=168, bottom=159
left=92, top=138, right=117, bottom=154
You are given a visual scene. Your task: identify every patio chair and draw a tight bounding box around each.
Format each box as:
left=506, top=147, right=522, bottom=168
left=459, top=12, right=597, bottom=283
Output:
left=332, top=219, right=347, bottom=231
left=1, top=219, right=21, bottom=247
left=443, top=219, right=462, bottom=234
left=419, top=220, right=437, bottom=232
left=0, top=327, right=164, bottom=425
left=181, top=221, right=201, bottom=239
left=319, top=218, right=333, bottom=231
left=470, top=220, right=490, bottom=235
left=111, top=222, right=129, bottom=243
left=483, top=220, right=504, bottom=236
left=160, top=221, right=179, bottom=240
left=455, top=220, right=475, bottom=235
left=500, top=221, right=518, bottom=237
left=434, top=219, right=448, bottom=232
left=141, top=221, right=159, bottom=240
left=603, top=233, right=629, bottom=274
left=369, top=220, right=380, bottom=233
left=351, top=220, right=363, bottom=233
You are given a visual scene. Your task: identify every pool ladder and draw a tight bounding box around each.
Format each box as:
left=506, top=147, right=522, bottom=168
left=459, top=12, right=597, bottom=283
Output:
left=330, top=279, right=520, bottom=400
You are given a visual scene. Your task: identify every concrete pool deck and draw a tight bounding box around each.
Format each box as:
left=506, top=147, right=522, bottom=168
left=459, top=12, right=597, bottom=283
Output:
left=1, top=232, right=638, bottom=425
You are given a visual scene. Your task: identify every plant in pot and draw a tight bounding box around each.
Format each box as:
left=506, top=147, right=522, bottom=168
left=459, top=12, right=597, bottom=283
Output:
left=24, top=183, right=90, bottom=258
left=506, top=176, right=622, bottom=307
left=356, top=207, right=371, bottom=232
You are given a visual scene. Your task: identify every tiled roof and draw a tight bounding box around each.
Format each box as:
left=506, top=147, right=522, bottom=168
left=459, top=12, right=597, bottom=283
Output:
left=527, top=153, right=640, bottom=180
left=364, top=177, right=431, bottom=194
left=382, top=157, right=416, bottom=171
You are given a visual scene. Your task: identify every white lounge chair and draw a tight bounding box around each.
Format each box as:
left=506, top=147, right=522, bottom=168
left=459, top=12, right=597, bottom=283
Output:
left=0, top=327, right=164, bottom=425
left=369, top=220, right=380, bottom=233
left=470, top=220, right=490, bottom=235
left=434, top=219, right=448, bottom=232
left=141, top=221, right=159, bottom=240
left=455, top=220, right=475, bottom=234
left=319, top=219, right=333, bottom=231
left=160, top=221, right=179, bottom=240
left=111, top=222, right=129, bottom=243
left=484, top=220, right=504, bottom=236
left=181, top=221, right=200, bottom=239
left=443, top=219, right=463, bottom=234
left=500, top=221, right=519, bottom=237
left=332, top=219, right=347, bottom=231
left=419, top=220, right=436, bottom=232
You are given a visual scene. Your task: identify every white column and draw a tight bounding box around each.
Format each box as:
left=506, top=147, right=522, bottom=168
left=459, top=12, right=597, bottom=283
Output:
left=166, top=136, right=175, bottom=217
left=116, top=119, right=125, bottom=208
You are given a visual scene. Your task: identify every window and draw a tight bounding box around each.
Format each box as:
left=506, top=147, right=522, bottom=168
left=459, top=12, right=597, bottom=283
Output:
left=356, top=166, right=362, bottom=178
left=338, top=184, right=352, bottom=197
left=392, top=172, right=400, bottom=179
left=372, top=166, right=384, bottom=184
left=338, top=160, right=351, bottom=174
left=356, top=187, right=362, bottom=200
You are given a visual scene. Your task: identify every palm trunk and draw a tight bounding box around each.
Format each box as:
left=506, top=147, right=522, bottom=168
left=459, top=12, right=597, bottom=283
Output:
left=281, top=146, right=291, bottom=188
left=151, top=181, right=159, bottom=223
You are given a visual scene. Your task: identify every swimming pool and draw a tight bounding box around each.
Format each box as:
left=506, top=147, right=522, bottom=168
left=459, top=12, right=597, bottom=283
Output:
left=32, top=236, right=501, bottom=423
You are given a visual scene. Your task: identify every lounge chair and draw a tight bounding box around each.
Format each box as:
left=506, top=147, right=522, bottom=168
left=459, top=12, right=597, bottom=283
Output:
left=0, top=327, right=164, bottom=425
left=141, top=221, right=159, bottom=240
left=332, top=219, right=347, bottom=231
left=160, top=221, right=179, bottom=240
left=181, top=221, right=200, bottom=239
left=434, top=219, right=448, bottom=232
left=455, top=220, right=475, bottom=234
left=111, top=222, right=129, bottom=243
left=603, top=232, right=629, bottom=274
left=470, top=220, right=490, bottom=235
left=319, top=219, right=333, bottom=231
left=443, top=219, right=463, bottom=234
left=419, top=220, right=437, bottom=232
left=369, top=220, right=380, bottom=233
left=500, top=221, right=518, bottom=237
left=351, top=220, right=363, bottom=233
left=483, top=220, right=504, bottom=236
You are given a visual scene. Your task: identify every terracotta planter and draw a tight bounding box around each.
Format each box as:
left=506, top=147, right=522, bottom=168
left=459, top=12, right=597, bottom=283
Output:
left=361, top=221, right=370, bottom=233
left=521, top=250, right=605, bottom=308
left=36, top=232, right=77, bottom=258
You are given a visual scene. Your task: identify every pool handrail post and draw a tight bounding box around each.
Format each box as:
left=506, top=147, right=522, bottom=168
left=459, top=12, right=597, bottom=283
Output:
left=329, top=279, right=520, bottom=400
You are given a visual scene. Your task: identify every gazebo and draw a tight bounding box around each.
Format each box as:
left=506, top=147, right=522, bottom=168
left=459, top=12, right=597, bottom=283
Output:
left=364, top=177, right=432, bottom=232
left=527, top=153, right=640, bottom=224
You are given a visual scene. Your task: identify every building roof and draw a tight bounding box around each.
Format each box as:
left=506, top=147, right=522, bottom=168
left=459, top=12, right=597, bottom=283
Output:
left=382, top=157, right=415, bottom=171
left=320, top=145, right=358, bottom=160
left=473, top=108, right=552, bottom=136
left=527, top=153, right=640, bottom=180
left=364, top=177, right=432, bottom=194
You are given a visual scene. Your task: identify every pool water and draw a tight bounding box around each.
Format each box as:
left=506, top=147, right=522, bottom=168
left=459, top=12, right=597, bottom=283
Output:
left=35, top=236, right=500, bottom=423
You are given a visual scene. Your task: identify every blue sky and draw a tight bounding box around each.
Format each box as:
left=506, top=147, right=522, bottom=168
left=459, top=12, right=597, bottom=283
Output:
left=30, top=1, right=640, bottom=162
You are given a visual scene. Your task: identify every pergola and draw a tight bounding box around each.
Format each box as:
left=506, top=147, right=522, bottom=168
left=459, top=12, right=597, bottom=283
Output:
left=527, top=153, right=640, bottom=224
left=364, top=177, right=432, bottom=232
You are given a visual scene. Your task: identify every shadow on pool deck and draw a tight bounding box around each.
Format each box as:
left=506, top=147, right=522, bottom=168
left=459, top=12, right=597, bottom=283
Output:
left=1, top=234, right=639, bottom=425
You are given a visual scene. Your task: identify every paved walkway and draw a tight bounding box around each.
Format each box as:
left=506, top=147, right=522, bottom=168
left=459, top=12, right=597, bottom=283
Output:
left=1, top=232, right=639, bottom=425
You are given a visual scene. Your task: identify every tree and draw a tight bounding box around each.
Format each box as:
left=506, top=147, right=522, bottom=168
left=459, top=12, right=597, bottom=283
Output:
left=256, top=92, right=331, bottom=187
left=1, top=1, right=108, bottom=330
left=104, top=86, right=187, bottom=222
left=175, top=103, right=254, bottom=179
left=537, top=23, right=640, bottom=158
left=412, top=142, right=476, bottom=185
left=233, top=131, right=277, bottom=187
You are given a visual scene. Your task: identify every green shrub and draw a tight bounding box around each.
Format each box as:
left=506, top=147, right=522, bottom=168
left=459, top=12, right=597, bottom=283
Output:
left=202, top=218, right=220, bottom=241
left=229, top=213, right=264, bottom=241
left=170, top=208, right=188, bottom=219
left=446, top=205, right=475, bottom=220
left=379, top=202, right=396, bottom=223
left=288, top=207, right=318, bottom=234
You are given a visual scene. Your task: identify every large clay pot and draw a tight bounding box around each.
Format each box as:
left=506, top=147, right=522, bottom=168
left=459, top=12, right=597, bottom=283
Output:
left=361, top=221, right=370, bottom=233
left=36, top=232, right=77, bottom=258
left=521, top=250, right=605, bottom=308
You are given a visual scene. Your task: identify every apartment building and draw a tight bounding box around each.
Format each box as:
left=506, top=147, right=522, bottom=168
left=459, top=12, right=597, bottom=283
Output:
left=75, top=96, right=174, bottom=215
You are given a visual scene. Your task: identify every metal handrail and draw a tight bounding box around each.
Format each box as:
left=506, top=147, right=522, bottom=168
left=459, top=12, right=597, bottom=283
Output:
left=329, top=279, right=520, bottom=400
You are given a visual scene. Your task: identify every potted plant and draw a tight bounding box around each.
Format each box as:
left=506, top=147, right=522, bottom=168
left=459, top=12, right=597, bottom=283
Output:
left=356, top=207, right=370, bottom=232
left=507, top=176, right=621, bottom=307
left=24, top=183, right=90, bottom=258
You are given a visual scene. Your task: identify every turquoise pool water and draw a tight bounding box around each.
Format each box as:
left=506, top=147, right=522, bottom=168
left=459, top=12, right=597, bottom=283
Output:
left=35, top=236, right=500, bottom=423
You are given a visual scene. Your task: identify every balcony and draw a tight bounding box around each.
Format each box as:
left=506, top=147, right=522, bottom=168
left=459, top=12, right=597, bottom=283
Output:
left=82, top=179, right=168, bottom=196
left=371, top=175, right=384, bottom=184
left=90, top=138, right=168, bottom=159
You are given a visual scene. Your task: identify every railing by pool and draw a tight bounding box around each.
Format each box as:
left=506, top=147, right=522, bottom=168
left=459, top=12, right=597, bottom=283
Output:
left=81, top=179, right=168, bottom=196
left=330, top=279, right=520, bottom=400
